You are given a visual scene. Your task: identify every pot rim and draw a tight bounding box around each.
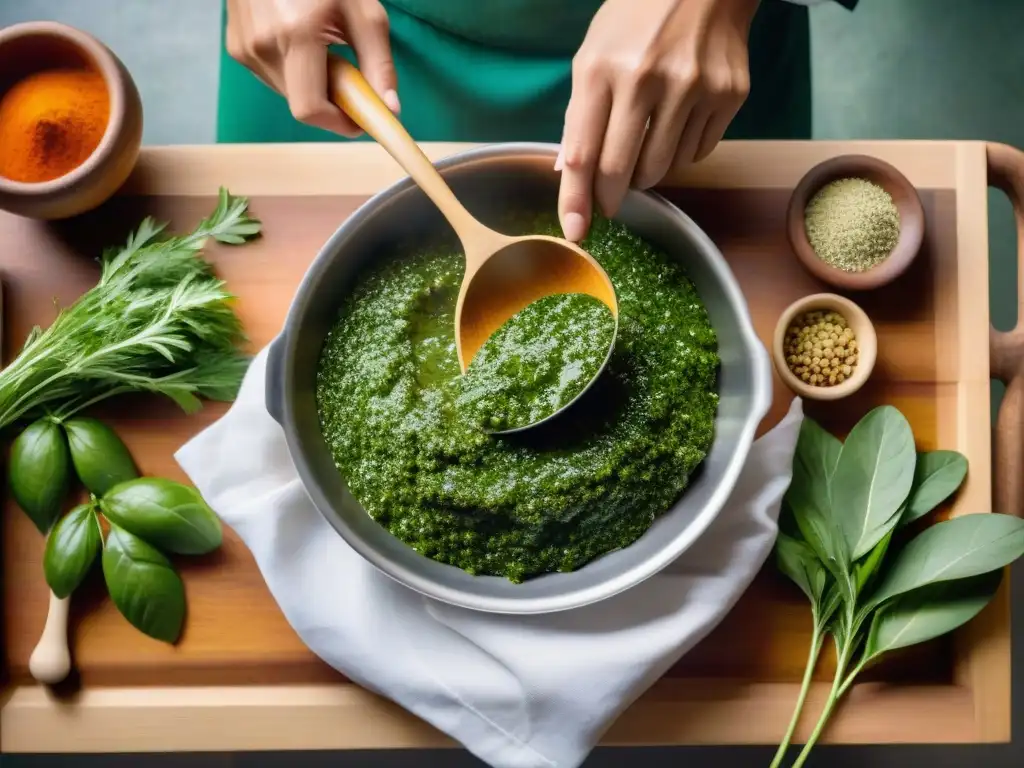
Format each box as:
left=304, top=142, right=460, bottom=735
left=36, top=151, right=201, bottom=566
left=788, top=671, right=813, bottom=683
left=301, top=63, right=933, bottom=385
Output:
left=272, top=142, right=772, bottom=613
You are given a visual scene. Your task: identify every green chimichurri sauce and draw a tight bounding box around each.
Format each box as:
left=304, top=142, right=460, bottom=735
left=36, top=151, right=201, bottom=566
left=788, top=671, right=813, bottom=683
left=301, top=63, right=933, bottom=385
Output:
left=460, top=293, right=615, bottom=432
left=315, top=214, right=720, bottom=583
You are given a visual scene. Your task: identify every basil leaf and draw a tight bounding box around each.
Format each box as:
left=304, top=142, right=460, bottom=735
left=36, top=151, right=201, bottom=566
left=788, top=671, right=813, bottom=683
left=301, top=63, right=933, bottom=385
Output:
left=899, top=451, right=969, bottom=527
left=869, top=513, right=1024, bottom=608
left=64, top=417, right=139, bottom=497
left=102, top=524, right=185, bottom=643
left=776, top=532, right=829, bottom=606
left=831, top=406, right=916, bottom=560
left=10, top=418, right=72, bottom=534
left=43, top=503, right=102, bottom=598
left=863, top=571, right=1002, bottom=663
left=101, top=477, right=221, bottom=555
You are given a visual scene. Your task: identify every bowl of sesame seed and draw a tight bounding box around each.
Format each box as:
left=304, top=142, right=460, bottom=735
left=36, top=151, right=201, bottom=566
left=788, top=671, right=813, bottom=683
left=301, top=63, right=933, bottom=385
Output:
left=772, top=293, right=877, bottom=401
left=786, top=154, right=924, bottom=290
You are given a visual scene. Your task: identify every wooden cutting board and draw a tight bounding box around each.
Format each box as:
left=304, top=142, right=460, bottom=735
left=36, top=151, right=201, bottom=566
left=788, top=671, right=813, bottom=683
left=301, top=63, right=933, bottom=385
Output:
left=1, top=140, right=1021, bottom=753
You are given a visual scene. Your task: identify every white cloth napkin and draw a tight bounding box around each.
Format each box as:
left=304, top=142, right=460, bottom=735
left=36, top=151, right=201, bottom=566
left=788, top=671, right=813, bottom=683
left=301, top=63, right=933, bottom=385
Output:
left=175, top=348, right=803, bottom=768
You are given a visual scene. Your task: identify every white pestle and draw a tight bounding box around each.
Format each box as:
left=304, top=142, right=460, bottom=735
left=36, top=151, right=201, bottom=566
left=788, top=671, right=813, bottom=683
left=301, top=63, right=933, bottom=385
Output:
left=29, top=590, right=72, bottom=684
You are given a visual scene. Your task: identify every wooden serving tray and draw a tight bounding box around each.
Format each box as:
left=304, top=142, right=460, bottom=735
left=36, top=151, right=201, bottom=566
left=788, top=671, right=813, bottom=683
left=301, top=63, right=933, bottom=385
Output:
left=2, top=140, right=1023, bottom=753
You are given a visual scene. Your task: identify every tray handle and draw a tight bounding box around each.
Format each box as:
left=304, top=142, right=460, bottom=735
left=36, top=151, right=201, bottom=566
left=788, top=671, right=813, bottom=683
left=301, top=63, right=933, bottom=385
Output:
left=987, top=142, right=1024, bottom=518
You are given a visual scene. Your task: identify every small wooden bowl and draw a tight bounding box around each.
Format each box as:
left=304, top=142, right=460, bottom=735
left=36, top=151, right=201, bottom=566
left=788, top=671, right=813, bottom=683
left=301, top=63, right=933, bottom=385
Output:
left=772, top=293, right=877, bottom=402
left=0, top=21, right=143, bottom=220
left=786, top=154, right=924, bottom=291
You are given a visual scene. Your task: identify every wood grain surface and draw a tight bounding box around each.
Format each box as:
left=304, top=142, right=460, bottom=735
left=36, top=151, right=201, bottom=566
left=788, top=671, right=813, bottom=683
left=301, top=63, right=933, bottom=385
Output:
left=0, top=141, right=1013, bottom=750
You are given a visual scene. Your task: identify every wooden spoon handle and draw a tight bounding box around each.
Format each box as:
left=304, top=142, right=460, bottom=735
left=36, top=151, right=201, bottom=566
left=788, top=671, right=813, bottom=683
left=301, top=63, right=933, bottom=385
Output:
left=987, top=142, right=1024, bottom=518
left=326, top=55, right=492, bottom=252
left=28, top=590, right=72, bottom=685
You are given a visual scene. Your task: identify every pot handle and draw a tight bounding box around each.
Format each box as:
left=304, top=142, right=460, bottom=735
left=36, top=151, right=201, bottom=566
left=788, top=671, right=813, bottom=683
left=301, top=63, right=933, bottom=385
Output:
left=265, top=334, right=287, bottom=425
left=987, top=142, right=1024, bottom=518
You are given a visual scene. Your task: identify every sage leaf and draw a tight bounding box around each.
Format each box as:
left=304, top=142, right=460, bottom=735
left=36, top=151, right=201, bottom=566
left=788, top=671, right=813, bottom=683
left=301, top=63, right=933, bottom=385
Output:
left=10, top=418, right=72, bottom=533
left=855, top=528, right=893, bottom=593
left=863, top=571, right=1002, bottom=663
left=64, top=417, right=139, bottom=497
left=818, top=586, right=842, bottom=629
left=776, top=533, right=829, bottom=605
left=786, top=418, right=841, bottom=521
left=831, top=406, right=916, bottom=560
left=102, top=523, right=185, bottom=643
left=899, top=451, right=968, bottom=527
left=101, top=477, right=222, bottom=555
left=869, top=513, right=1024, bottom=608
left=43, top=503, right=102, bottom=598
left=785, top=419, right=847, bottom=570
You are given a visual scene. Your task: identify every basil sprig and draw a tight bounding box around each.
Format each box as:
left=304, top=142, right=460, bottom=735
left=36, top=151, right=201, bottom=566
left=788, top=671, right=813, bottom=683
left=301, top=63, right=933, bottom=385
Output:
left=21, top=415, right=221, bottom=644
left=771, top=406, right=1024, bottom=768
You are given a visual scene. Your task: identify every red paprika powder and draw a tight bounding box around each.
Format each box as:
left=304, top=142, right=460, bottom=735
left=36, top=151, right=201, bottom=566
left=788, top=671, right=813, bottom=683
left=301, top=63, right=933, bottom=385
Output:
left=0, top=67, right=109, bottom=183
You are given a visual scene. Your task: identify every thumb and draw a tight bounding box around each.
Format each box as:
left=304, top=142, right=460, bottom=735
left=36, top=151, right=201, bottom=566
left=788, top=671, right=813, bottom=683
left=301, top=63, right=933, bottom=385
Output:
left=345, top=4, right=400, bottom=114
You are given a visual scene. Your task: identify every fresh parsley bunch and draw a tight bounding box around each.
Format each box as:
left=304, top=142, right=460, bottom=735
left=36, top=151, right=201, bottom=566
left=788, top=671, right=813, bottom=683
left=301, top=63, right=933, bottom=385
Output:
left=0, top=188, right=261, bottom=429
left=772, top=406, right=1024, bottom=767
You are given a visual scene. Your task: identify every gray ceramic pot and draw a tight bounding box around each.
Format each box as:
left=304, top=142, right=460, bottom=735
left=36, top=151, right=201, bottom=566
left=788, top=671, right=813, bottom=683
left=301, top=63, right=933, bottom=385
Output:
left=265, top=143, right=772, bottom=614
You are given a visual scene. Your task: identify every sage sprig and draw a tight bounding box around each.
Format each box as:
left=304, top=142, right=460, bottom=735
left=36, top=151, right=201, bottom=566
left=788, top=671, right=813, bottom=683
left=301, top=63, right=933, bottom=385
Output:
left=771, top=406, right=1024, bottom=768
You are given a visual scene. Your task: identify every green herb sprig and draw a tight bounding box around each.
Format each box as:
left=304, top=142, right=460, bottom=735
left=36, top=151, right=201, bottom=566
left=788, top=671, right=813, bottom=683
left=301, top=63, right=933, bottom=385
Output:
left=771, top=406, right=1024, bottom=767
left=0, top=188, right=261, bottom=430
left=25, top=415, right=223, bottom=644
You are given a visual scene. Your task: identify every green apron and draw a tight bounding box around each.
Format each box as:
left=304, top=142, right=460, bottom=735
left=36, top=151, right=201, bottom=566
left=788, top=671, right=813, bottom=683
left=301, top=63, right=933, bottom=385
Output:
left=216, top=1, right=810, bottom=144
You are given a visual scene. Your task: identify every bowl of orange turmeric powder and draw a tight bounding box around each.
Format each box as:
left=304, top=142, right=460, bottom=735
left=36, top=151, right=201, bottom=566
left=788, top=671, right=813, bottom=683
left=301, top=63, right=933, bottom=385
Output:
left=0, top=21, right=142, bottom=220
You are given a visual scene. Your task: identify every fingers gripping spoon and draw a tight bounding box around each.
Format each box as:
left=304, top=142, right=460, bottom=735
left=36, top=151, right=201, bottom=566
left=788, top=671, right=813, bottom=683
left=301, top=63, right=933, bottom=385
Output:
left=327, top=56, right=618, bottom=433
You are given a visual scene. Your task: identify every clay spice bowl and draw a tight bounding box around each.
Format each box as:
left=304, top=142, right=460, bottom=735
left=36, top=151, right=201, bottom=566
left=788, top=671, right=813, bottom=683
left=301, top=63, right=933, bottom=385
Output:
left=786, top=154, right=924, bottom=291
left=0, top=21, right=143, bottom=220
left=772, top=293, right=877, bottom=402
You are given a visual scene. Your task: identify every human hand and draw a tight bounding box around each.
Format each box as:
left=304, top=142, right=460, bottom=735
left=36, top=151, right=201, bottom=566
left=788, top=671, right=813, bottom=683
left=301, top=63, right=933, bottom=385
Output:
left=557, top=0, right=759, bottom=241
left=226, top=0, right=399, bottom=137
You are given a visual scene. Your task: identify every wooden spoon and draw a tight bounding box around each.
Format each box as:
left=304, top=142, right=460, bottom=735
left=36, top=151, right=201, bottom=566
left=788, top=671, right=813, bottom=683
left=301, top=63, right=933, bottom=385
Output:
left=327, top=56, right=618, bottom=432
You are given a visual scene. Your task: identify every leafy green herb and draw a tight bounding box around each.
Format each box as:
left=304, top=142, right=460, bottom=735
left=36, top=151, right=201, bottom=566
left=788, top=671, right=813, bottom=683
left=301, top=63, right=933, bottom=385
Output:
left=862, top=571, right=1002, bottom=663
left=770, top=406, right=1024, bottom=768
left=775, top=533, right=829, bottom=606
left=0, top=188, right=260, bottom=430
left=900, top=450, right=969, bottom=527
left=64, top=417, right=139, bottom=496
left=785, top=419, right=846, bottom=578
left=831, top=405, right=915, bottom=560
left=41, top=416, right=220, bottom=641
left=102, top=523, right=186, bottom=643
left=3, top=191, right=252, bottom=644
left=868, top=513, right=1024, bottom=607
left=9, top=417, right=72, bottom=533
left=101, top=477, right=222, bottom=555
left=44, top=502, right=102, bottom=598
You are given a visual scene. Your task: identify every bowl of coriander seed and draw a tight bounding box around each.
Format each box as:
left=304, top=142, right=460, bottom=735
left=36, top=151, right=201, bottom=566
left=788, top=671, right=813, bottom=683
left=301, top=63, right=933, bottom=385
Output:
left=787, top=154, right=924, bottom=290
left=772, top=293, right=877, bottom=401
